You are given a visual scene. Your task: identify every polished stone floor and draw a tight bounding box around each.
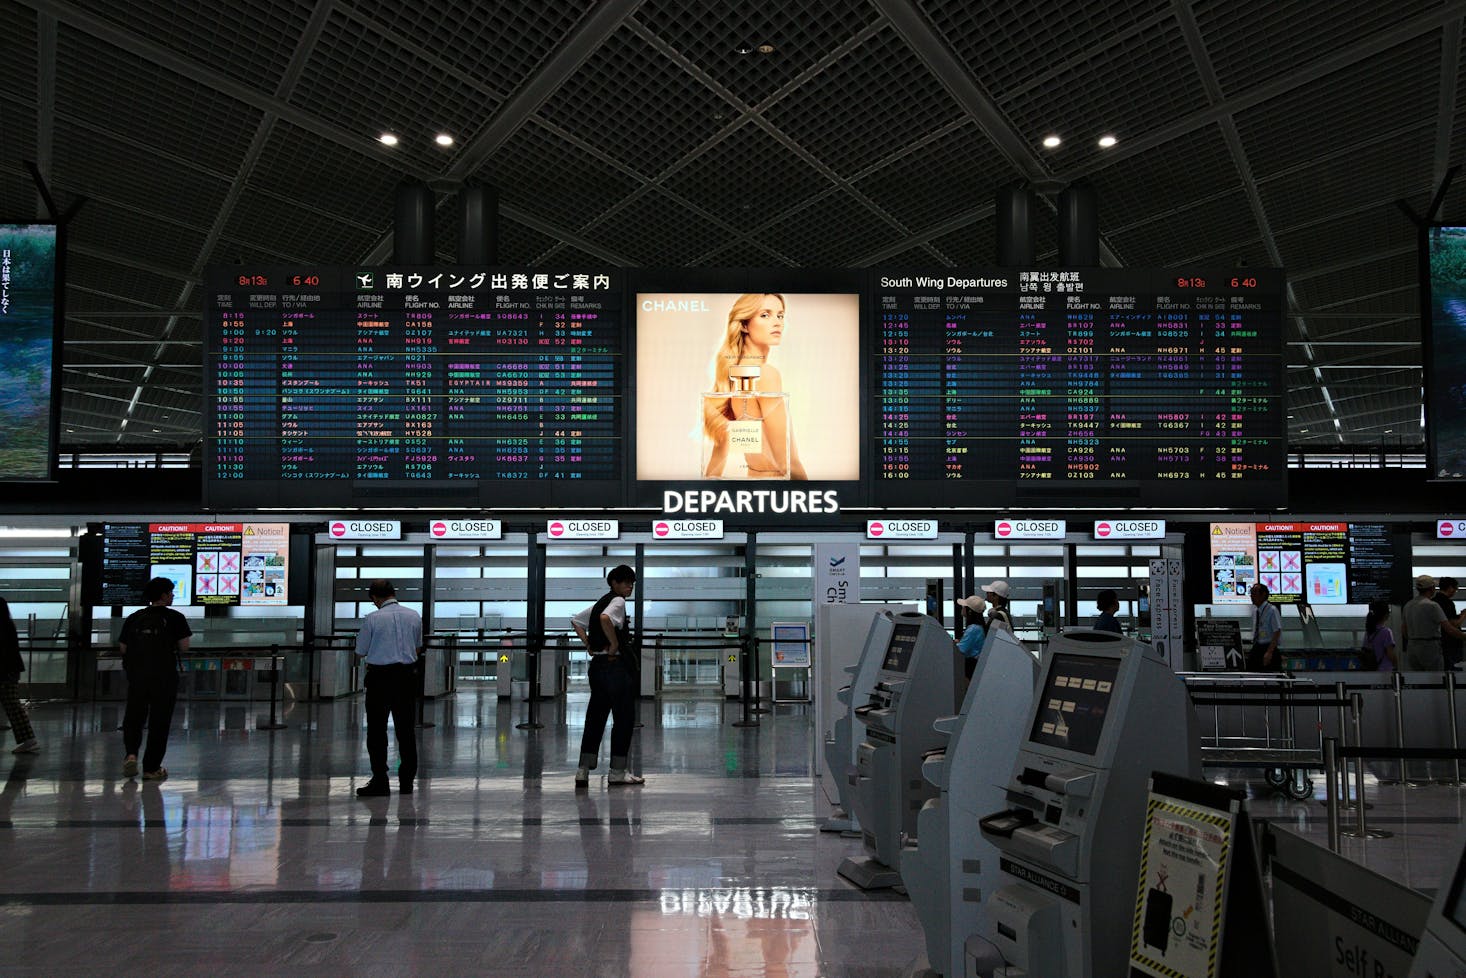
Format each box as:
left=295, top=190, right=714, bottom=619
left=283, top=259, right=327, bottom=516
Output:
left=0, top=686, right=1461, bottom=976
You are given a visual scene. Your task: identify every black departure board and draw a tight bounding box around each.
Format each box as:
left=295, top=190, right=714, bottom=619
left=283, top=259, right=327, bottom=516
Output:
left=204, top=267, right=623, bottom=508
left=871, top=269, right=1286, bottom=507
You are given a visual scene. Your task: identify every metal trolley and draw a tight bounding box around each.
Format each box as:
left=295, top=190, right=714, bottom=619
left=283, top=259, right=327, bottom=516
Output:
left=1181, top=673, right=1330, bottom=800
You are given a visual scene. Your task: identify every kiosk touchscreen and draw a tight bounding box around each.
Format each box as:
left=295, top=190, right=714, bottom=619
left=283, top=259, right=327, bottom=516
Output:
left=823, top=610, right=899, bottom=832
left=972, top=630, right=1200, bottom=978
left=904, top=627, right=1040, bottom=978
left=839, top=612, right=962, bottom=889
left=1408, top=823, right=1466, bottom=977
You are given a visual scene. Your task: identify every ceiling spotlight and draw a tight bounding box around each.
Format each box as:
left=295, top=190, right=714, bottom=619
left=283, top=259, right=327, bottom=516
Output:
left=734, top=41, right=754, bottom=54
left=434, top=133, right=454, bottom=147
left=1097, top=134, right=1118, bottom=148
left=757, top=43, right=776, bottom=54
left=379, top=132, right=399, bottom=147
left=1042, top=134, right=1061, bottom=148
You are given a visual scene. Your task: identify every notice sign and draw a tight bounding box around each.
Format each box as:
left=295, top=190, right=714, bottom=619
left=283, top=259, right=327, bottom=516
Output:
left=1209, top=523, right=1258, bottom=605
left=770, top=621, right=811, bottom=668
left=1439, top=518, right=1466, bottom=539
left=428, top=518, right=502, bottom=540
left=1196, top=619, right=1244, bottom=672
left=1130, top=795, right=1233, bottom=978
left=866, top=519, right=937, bottom=540
left=543, top=519, right=619, bottom=540
left=993, top=518, right=1066, bottom=540
left=651, top=518, right=723, bottom=540
left=327, top=519, right=401, bottom=540
left=1094, top=518, right=1166, bottom=540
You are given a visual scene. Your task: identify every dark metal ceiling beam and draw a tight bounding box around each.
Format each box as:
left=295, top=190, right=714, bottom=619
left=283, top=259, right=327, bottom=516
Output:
left=33, top=11, right=55, bottom=219
left=360, top=0, right=647, bottom=265
left=1433, top=17, right=1462, bottom=192
left=1060, top=2, right=1465, bottom=186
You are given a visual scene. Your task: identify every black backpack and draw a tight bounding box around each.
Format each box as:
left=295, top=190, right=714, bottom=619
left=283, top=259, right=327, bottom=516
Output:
left=124, top=608, right=178, bottom=674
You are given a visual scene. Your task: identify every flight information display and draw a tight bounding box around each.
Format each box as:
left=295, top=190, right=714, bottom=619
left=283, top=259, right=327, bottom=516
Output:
left=871, top=269, right=1286, bottom=507
left=204, top=266, right=623, bottom=508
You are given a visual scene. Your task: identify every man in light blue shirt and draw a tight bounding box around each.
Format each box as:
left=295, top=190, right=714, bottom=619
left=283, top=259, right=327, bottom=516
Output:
left=354, top=580, right=422, bottom=797
left=1246, top=583, right=1282, bottom=672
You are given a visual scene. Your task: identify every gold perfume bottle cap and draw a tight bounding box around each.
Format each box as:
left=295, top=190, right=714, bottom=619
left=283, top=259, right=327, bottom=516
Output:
left=729, top=364, right=761, bottom=391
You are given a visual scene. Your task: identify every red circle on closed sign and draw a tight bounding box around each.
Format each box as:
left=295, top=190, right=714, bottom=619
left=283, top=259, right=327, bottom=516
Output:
left=1443, top=521, right=1456, bottom=537
left=1097, top=522, right=1111, bottom=537
left=330, top=522, right=346, bottom=536
left=431, top=522, right=447, bottom=536
left=549, top=522, right=564, bottom=537
left=654, top=522, right=669, bottom=536
left=996, top=522, right=1012, bottom=536
left=870, top=522, right=884, bottom=536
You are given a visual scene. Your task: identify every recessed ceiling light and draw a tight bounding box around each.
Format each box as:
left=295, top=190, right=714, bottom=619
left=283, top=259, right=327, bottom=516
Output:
left=1385, top=429, right=1393, bottom=433
left=757, top=43, right=776, bottom=54
left=1097, top=134, right=1118, bottom=148
left=1042, top=134, right=1061, bottom=148
left=379, top=132, right=399, bottom=147
left=1299, top=428, right=1309, bottom=433
left=434, top=133, right=454, bottom=147
left=734, top=41, right=754, bottom=55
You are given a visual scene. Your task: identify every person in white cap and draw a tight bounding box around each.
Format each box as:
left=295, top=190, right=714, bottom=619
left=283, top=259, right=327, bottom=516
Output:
left=1403, top=575, right=1466, bottom=670
left=983, top=580, right=1014, bottom=637
left=955, top=595, right=987, bottom=679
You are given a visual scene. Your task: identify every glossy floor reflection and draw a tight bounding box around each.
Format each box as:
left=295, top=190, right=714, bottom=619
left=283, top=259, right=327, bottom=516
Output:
left=0, top=689, right=920, bottom=978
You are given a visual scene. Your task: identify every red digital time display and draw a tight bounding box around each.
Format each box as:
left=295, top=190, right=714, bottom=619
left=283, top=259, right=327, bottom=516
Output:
left=236, top=274, right=268, bottom=287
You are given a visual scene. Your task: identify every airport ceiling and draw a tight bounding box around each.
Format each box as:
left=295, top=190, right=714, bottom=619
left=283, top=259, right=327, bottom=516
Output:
left=1, top=0, right=1462, bottom=453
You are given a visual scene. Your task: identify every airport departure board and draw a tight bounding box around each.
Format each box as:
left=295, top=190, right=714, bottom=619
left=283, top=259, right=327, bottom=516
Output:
left=204, top=267, right=623, bottom=508
left=871, top=269, right=1286, bottom=507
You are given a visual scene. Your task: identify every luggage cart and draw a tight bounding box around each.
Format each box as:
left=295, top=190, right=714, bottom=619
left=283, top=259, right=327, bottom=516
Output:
left=1182, top=673, right=1328, bottom=800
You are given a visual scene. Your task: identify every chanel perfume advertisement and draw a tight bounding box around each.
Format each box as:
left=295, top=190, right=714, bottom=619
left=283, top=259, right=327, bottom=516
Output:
left=635, top=292, right=860, bottom=481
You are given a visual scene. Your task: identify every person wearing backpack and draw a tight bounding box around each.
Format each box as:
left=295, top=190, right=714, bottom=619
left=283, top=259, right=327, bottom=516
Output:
left=1363, top=600, right=1398, bottom=673
left=570, top=565, right=642, bottom=786
left=118, top=577, right=192, bottom=781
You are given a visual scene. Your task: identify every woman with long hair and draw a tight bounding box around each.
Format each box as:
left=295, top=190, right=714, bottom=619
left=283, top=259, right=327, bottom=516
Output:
left=702, top=293, right=807, bottom=479
left=1365, top=600, right=1398, bottom=672
left=0, top=597, right=38, bottom=753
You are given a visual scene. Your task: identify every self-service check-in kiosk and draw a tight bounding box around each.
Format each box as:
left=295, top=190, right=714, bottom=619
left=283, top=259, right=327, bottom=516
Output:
left=904, top=628, right=1040, bottom=978
left=839, top=612, right=961, bottom=889
left=972, top=630, right=1200, bottom=978
left=1409, top=824, right=1466, bottom=977
left=823, top=610, right=900, bottom=832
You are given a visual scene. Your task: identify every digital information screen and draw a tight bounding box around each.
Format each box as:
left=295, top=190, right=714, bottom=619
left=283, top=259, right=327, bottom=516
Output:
left=0, top=223, right=59, bottom=481
left=882, top=622, right=921, bottom=673
left=101, top=523, right=290, bottom=606
left=1425, top=227, right=1466, bottom=479
left=205, top=267, right=623, bottom=508
left=1208, top=521, right=1406, bottom=605
left=1029, top=652, right=1121, bottom=756
left=871, top=269, right=1286, bottom=507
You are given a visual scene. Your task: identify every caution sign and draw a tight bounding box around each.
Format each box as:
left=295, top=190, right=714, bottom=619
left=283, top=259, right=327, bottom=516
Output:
left=1128, top=773, right=1276, bottom=978
left=1130, top=797, right=1231, bottom=978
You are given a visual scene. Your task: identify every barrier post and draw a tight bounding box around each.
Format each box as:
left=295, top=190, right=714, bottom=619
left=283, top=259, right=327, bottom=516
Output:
left=417, top=645, right=436, bottom=729
left=1336, top=681, right=1354, bottom=808
left=257, top=644, right=287, bottom=730
left=516, top=642, right=543, bottom=731
left=1388, top=671, right=1423, bottom=786
left=1323, top=737, right=1340, bottom=852
left=1442, top=670, right=1463, bottom=787
left=732, top=633, right=759, bottom=728
left=1341, top=692, right=1392, bottom=839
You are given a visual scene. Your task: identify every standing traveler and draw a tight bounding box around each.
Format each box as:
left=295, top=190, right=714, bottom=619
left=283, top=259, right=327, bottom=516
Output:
left=0, top=596, right=38, bottom=753
left=955, top=595, right=987, bottom=680
left=983, top=580, right=1014, bottom=637
left=1433, top=577, right=1465, bottom=668
left=1364, top=601, right=1398, bottom=673
left=1093, top=590, right=1123, bottom=634
left=119, top=577, right=191, bottom=780
left=353, top=580, right=422, bottom=797
left=1403, top=575, right=1465, bottom=671
left=571, top=565, right=642, bottom=786
left=1246, top=584, right=1282, bottom=672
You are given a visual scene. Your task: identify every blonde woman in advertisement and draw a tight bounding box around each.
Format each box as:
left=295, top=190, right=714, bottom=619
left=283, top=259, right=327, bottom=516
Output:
left=702, top=292, right=808, bottom=479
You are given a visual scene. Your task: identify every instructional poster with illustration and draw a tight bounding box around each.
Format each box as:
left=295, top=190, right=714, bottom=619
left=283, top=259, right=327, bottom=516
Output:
left=634, top=292, right=860, bottom=482
left=1130, top=793, right=1233, bottom=978
left=1208, top=523, right=1257, bottom=605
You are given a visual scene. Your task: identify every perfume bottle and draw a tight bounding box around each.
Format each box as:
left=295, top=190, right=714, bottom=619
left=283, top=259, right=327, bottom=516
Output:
left=702, top=364, right=792, bottom=479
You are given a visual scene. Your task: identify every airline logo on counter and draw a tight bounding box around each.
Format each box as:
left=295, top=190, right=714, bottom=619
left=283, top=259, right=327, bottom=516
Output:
left=546, top=519, right=619, bottom=540
left=327, top=519, right=401, bottom=540
left=429, top=518, right=502, bottom=540
left=866, top=519, right=938, bottom=540
left=1440, top=519, right=1465, bottom=539
left=994, top=519, right=1066, bottom=540
left=1094, top=519, right=1166, bottom=540
left=652, top=519, right=723, bottom=540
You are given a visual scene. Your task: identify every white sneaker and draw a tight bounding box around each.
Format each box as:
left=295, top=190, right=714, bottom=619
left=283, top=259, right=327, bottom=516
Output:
left=11, top=739, right=37, bottom=754
left=608, top=770, right=644, bottom=786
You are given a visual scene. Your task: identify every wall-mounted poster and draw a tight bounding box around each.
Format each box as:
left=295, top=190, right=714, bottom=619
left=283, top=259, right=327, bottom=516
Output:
left=0, top=223, right=58, bottom=480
